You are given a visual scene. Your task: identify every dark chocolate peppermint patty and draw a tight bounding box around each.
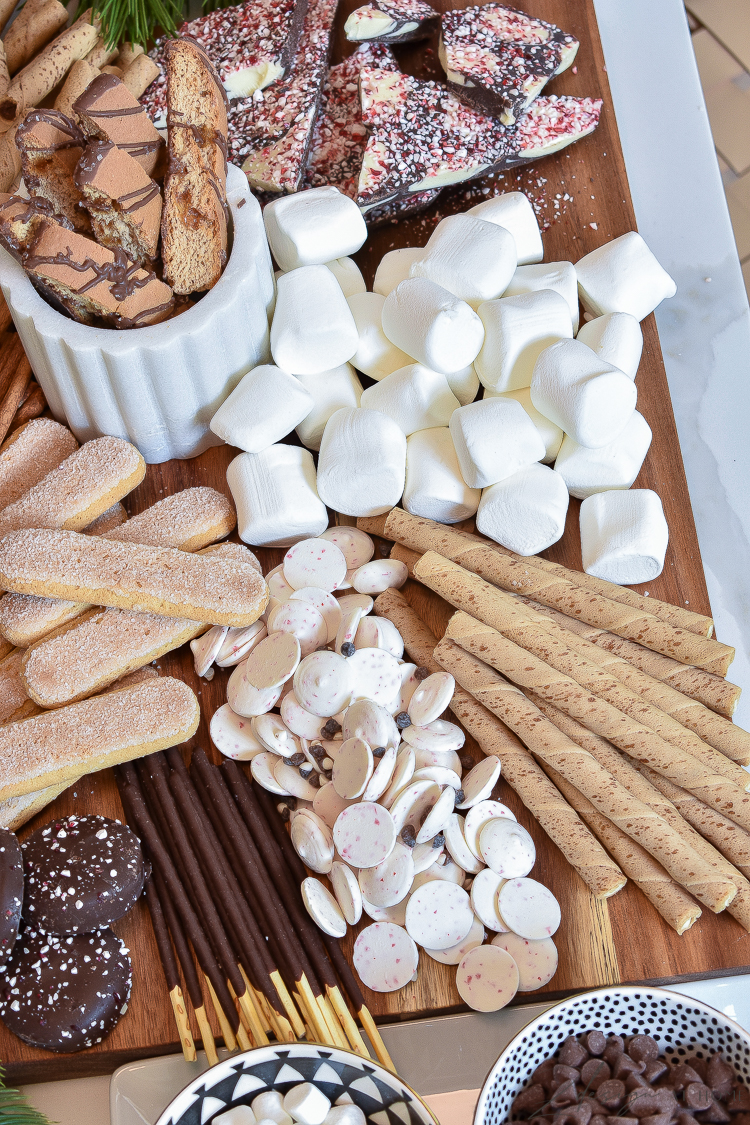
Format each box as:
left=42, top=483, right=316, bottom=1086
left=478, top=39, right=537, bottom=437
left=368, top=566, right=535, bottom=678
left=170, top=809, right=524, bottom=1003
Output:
left=0, top=828, right=23, bottom=965
left=0, top=928, right=131, bottom=1052
left=22, top=814, right=144, bottom=934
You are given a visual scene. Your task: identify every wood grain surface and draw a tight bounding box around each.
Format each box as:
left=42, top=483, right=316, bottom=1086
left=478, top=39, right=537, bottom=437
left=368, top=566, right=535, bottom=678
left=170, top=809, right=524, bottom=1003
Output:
left=0, top=0, right=744, bottom=1087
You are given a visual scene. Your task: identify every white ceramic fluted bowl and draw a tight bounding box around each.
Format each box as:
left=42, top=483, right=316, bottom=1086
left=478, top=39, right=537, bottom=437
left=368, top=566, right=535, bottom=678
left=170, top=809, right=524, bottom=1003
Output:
left=475, top=985, right=750, bottom=1124
left=0, top=165, right=274, bottom=463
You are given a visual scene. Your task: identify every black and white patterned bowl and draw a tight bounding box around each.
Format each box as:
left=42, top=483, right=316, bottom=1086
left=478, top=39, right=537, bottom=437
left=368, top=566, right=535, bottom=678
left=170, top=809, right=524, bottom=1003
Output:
left=155, top=1043, right=439, bottom=1125
left=475, top=985, right=750, bottom=1125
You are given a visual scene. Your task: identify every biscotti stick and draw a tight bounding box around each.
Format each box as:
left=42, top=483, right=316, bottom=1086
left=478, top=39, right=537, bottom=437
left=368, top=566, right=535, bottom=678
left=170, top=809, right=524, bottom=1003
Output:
left=0, top=675, right=198, bottom=801
left=415, top=556, right=748, bottom=787
left=0, top=648, right=39, bottom=724
left=4, top=0, right=68, bottom=76
left=373, top=588, right=626, bottom=899
left=0, top=434, right=144, bottom=537
left=433, top=636, right=737, bottom=913
left=0, top=528, right=268, bottom=627
left=372, top=509, right=730, bottom=672
left=0, top=129, right=21, bottom=193
left=520, top=596, right=750, bottom=766
left=443, top=607, right=750, bottom=831
left=543, top=762, right=701, bottom=935
left=0, top=10, right=100, bottom=125
left=53, top=57, right=100, bottom=117
left=523, top=691, right=750, bottom=925
left=0, top=417, right=78, bottom=513
left=0, top=486, right=238, bottom=646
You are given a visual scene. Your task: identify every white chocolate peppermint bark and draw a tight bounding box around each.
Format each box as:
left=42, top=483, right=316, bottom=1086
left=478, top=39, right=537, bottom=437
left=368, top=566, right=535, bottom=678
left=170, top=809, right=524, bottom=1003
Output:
left=356, top=67, right=601, bottom=207
left=345, top=0, right=438, bottom=45
left=142, top=0, right=308, bottom=126
left=439, top=3, right=579, bottom=125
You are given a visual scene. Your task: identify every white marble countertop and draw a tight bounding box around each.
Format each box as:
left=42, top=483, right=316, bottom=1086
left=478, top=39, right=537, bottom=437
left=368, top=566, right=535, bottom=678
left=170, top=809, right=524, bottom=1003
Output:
left=19, top=0, right=750, bottom=1121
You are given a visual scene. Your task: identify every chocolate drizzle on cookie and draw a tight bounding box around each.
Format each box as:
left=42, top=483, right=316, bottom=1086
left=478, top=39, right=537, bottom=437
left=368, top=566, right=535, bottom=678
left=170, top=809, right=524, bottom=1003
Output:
left=26, top=243, right=155, bottom=301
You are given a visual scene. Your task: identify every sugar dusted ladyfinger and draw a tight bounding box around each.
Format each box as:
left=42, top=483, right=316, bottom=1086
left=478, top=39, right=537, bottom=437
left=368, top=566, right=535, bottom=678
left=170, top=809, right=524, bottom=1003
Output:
left=0, top=676, right=199, bottom=801
left=0, top=418, right=78, bottom=513
left=0, top=529, right=268, bottom=627
left=0, top=648, right=40, bottom=724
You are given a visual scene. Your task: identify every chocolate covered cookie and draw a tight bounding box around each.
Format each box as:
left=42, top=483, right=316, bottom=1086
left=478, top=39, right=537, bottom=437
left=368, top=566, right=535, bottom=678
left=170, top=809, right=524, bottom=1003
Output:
left=0, top=928, right=131, bottom=1052
left=0, top=828, right=22, bottom=965
left=22, top=814, right=145, bottom=934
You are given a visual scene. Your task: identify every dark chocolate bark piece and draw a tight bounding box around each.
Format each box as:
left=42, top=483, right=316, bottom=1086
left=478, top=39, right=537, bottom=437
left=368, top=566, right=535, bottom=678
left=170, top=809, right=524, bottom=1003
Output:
left=0, top=928, right=131, bottom=1052
left=345, top=0, right=438, bottom=45
left=439, top=3, right=579, bottom=125
left=141, top=0, right=309, bottom=128
left=356, top=67, right=601, bottom=207
left=22, top=814, right=144, bottom=934
left=0, top=828, right=22, bottom=965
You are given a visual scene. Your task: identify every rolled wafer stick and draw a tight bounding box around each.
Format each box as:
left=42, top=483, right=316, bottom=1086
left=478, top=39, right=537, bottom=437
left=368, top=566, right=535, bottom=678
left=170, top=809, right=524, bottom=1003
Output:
left=53, top=57, right=99, bottom=115
left=84, top=36, right=118, bottom=68
left=0, top=0, right=17, bottom=34
left=121, top=53, right=160, bottom=99
left=9, top=385, right=46, bottom=432
left=0, top=366, right=31, bottom=448
left=434, top=635, right=738, bottom=913
left=0, top=128, right=21, bottom=192
left=374, top=587, right=627, bottom=899
left=248, top=778, right=394, bottom=1069
left=518, top=597, right=750, bottom=765
left=116, top=42, right=144, bottom=70
left=0, top=418, right=78, bottom=514
left=542, top=763, right=701, bottom=935
left=117, top=775, right=222, bottom=1063
left=221, top=758, right=371, bottom=1056
left=5, top=0, right=68, bottom=76
left=0, top=44, right=9, bottom=100
left=0, top=9, right=100, bottom=125
left=370, top=509, right=730, bottom=672
left=416, top=560, right=748, bottom=789
left=143, top=878, right=196, bottom=1062
left=0, top=528, right=269, bottom=627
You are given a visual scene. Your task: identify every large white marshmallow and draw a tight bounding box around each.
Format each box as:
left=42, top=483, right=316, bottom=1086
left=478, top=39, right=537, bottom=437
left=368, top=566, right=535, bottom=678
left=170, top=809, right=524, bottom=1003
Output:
left=373, top=247, right=424, bottom=297
left=477, top=462, right=570, bottom=555
left=347, top=291, right=412, bottom=380
left=483, top=386, right=564, bottom=464
left=295, top=363, right=363, bottom=451
left=210, top=364, right=313, bottom=453
left=227, top=444, right=328, bottom=547
left=271, top=265, right=359, bottom=375
left=317, top=407, right=407, bottom=516
left=326, top=256, right=366, bottom=298
left=468, top=191, right=543, bottom=265
left=449, top=397, right=545, bottom=488
left=445, top=363, right=480, bottom=406
left=403, top=427, right=481, bottom=523
left=360, top=363, right=460, bottom=434
left=580, top=488, right=669, bottom=584
left=409, top=213, right=517, bottom=308
left=555, top=410, right=652, bottom=499
left=475, top=290, right=573, bottom=393
left=576, top=312, right=643, bottom=380
left=530, top=338, right=638, bottom=449
left=381, top=278, right=485, bottom=375
left=263, top=186, right=367, bottom=272
left=576, top=232, right=677, bottom=321
left=504, top=261, right=580, bottom=332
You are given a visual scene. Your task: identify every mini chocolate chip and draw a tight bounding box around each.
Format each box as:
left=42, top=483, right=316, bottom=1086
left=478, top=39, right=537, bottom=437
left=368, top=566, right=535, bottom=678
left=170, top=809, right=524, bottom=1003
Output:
left=707, top=1056, right=735, bottom=1100
left=729, top=1087, right=750, bottom=1113
left=321, top=720, right=341, bottom=737
left=395, top=712, right=412, bottom=729
left=554, top=1106, right=592, bottom=1125
left=512, top=1085, right=547, bottom=1115
left=299, top=764, right=313, bottom=779
left=401, top=826, right=417, bottom=848
left=309, top=744, right=326, bottom=760
left=643, top=1060, right=668, bottom=1084
left=372, top=747, right=386, bottom=758
left=628, top=1035, right=660, bottom=1063
left=432, top=833, right=445, bottom=848
left=596, top=1080, right=626, bottom=1110
left=559, top=1036, right=589, bottom=1068
left=550, top=1080, right=578, bottom=1108
left=278, top=804, right=290, bottom=822
left=455, top=789, right=465, bottom=805
left=686, top=1085, right=715, bottom=1112
left=288, top=753, right=306, bottom=766
left=459, top=754, right=475, bottom=770
left=340, top=642, right=356, bottom=657
left=415, top=667, right=430, bottom=680
left=584, top=1031, right=607, bottom=1057
left=581, top=1059, right=611, bottom=1090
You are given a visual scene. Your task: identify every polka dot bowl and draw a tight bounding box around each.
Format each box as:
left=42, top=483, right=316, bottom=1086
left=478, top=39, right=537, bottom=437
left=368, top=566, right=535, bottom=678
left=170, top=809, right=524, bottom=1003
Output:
left=154, top=1042, right=440, bottom=1125
left=475, top=985, right=750, bottom=1124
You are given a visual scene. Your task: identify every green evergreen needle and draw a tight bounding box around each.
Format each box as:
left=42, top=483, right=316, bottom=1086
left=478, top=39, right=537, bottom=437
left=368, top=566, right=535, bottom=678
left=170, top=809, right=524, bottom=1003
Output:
left=0, top=1067, right=54, bottom=1125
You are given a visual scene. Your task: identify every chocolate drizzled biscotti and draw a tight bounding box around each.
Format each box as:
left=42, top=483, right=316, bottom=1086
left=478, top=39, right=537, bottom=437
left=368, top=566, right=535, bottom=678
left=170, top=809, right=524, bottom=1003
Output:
left=161, top=37, right=228, bottom=295
left=73, top=73, right=165, bottom=178
left=75, top=140, right=161, bottom=263
left=0, top=191, right=73, bottom=260
left=15, top=108, right=90, bottom=232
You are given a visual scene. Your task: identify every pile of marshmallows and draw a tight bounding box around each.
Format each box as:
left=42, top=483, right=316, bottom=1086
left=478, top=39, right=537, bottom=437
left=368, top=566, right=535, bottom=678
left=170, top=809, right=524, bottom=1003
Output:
left=215, top=1083, right=367, bottom=1125
left=213, top=185, right=678, bottom=585
left=195, top=526, right=561, bottom=1013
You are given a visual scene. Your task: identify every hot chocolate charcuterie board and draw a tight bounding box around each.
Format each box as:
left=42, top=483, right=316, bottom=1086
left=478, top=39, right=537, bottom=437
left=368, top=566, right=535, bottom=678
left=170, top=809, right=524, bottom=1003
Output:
left=0, top=0, right=745, bottom=1091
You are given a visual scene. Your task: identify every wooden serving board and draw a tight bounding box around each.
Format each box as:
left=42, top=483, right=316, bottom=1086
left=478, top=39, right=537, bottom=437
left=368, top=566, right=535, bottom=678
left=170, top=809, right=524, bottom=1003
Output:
left=1, top=0, right=746, bottom=1087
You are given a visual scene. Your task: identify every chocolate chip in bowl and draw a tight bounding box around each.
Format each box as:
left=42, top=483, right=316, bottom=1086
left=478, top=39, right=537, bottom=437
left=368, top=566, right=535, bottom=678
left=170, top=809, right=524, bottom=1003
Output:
left=475, top=987, right=750, bottom=1125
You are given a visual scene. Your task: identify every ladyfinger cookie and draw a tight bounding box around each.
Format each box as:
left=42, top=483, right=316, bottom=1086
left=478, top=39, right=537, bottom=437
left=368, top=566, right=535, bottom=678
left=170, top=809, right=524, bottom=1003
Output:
left=0, top=486, right=236, bottom=646
left=0, top=435, right=145, bottom=537
left=0, top=529, right=268, bottom=627
left=0, top=418, right=78, bottom=513
left=0, top=648, right=40, bottom=724
left=0, top=676, right=199, bottom=801
left=83, top=502, right=127, bottom=535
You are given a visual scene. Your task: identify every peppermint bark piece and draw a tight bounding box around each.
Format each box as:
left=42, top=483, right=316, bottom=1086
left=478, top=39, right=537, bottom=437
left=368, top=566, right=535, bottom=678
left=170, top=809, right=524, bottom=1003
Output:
left=356, top=67, right=601, bottom=208
left=141, top=0, right=309, bottom=128
left=440, top=3, right=579, bottom=125
left=345, top=0, right=438, bottom=45
left=234, top=0, right=337, bottom=193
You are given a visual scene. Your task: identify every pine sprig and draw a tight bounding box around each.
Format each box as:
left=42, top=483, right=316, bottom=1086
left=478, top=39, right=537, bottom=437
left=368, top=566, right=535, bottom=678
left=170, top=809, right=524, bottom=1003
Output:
left=0, top=1067, right=55, bottom=1125
left=83, top=0, right=186, bottom=50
